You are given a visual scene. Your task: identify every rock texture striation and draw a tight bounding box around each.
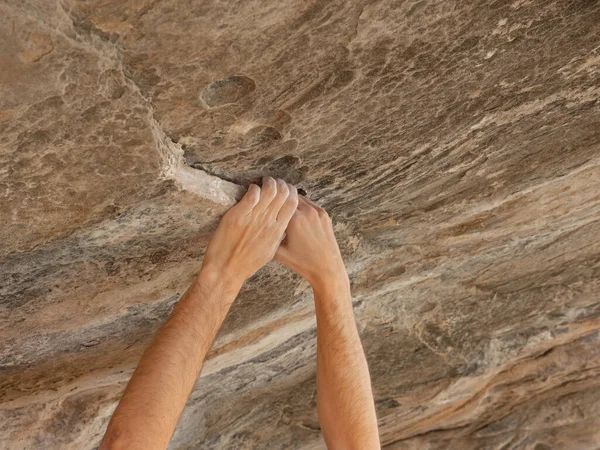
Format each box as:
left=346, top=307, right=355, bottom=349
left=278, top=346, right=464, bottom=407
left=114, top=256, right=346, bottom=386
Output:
left=1, top=0, right=600, bottom=449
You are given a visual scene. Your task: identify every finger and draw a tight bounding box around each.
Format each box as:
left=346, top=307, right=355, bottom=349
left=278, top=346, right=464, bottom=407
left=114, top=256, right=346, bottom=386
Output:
left=297, top=195, right=313, bottom=212
left=300, top=195, right=322, bottom=211
left=254, top=176, right=278, bottom=213
left=301, top=195, right=329, bottom=221
left=297, top=196, right=322, bottom=220
left=236, top=184, right=261, bottom=214
left=266, top=179, right=290, bottom=219
left=277, top=183, right=299, bottom=225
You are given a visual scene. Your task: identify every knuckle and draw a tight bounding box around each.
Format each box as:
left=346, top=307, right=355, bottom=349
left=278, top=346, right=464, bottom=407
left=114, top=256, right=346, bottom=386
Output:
left=233, top=209, right=246, bottom=221
left=222, top=210, right=236, bottom=224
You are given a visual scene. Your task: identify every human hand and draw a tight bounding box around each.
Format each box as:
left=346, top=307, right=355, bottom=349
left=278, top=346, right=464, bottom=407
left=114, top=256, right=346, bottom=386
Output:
left=275, top=196, right=348, bottom=290
left=200, top=177, right=298, bottom=290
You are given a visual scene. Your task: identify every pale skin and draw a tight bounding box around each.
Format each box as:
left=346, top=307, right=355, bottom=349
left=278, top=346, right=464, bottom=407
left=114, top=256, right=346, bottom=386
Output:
left=100, top=177, right=380, bottom=450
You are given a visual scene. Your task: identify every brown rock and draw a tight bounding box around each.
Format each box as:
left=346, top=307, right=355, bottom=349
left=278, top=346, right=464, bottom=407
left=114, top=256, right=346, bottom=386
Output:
left=1, top=0, right=599, bottom=449
left=18, top=33, right=53, bottom=63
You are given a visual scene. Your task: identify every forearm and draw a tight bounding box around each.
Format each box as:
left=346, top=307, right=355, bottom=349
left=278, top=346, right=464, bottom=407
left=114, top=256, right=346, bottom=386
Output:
left=101, top=269, right=240, bottom=450
left=313, top=275, right=380, bottom=449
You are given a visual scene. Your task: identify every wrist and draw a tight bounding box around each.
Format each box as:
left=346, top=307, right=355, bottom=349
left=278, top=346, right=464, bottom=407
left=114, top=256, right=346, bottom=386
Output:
left=310, top=270, right=351, bottom=298
left=311, top=272, right=354, bottom=322
left=196, top=265, right=243, bottom=299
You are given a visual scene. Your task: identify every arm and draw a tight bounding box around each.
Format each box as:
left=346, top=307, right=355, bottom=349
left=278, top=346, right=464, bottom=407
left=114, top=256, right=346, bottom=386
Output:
left=100, top=271, right=238, bottom=450
left=276, top=196, right=380, bottom=449
left=100, top=177, right=298, bottom=450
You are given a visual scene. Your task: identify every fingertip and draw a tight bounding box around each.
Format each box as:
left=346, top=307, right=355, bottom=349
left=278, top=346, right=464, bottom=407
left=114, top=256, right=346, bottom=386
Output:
left=262, top=176, right=275, bottom=187
left=276, top=178, right=289, bottom=195
left=244, top=183, right=260, bottom=205
left=261, top=176, right=277, bottom=198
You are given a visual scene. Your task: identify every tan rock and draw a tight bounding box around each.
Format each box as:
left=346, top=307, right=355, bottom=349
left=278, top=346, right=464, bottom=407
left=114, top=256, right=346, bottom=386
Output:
left=18, top=33, right=53, bottom=63
left=1, top=0, right=599, bottom=449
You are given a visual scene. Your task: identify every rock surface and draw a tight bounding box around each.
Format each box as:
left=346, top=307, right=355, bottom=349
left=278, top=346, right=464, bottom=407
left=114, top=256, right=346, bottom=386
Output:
left=1, top=0, right=600, bottom=448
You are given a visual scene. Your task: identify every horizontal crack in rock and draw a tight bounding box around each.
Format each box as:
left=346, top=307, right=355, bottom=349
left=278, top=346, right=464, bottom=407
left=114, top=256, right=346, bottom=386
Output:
left=148, top=116, right=245, bottom=205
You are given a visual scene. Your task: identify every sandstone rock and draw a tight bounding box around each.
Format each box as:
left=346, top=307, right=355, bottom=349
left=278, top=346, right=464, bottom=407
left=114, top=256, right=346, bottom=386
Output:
left=18, top=33, right=54, bottom=63
left=1, top=0, right=599, bottom=449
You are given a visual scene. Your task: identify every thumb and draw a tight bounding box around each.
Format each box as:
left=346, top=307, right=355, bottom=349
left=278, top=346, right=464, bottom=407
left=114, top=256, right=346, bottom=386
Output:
left=274, top=242, right=291, bottom=266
